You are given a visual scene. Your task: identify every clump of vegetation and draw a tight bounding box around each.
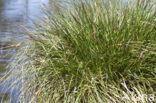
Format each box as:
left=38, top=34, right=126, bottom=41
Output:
left=2, top=0, right=156, bottom=102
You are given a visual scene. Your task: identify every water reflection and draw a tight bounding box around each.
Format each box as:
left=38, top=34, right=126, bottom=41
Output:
left=0, top=0, right=49, bottom=102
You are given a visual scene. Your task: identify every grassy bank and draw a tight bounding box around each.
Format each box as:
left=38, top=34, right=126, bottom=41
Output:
left=1, top=0, right=156, bottom=102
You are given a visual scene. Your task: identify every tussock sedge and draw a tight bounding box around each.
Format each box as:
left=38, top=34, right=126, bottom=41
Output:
left=0, top=0, right=156, bottom=103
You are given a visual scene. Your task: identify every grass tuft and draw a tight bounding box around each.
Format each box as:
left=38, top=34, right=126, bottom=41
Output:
left=1, top=0, right=156, bottom=102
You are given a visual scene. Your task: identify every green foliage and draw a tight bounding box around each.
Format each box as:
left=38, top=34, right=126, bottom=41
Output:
left=2, top=0, right=156, bottom=102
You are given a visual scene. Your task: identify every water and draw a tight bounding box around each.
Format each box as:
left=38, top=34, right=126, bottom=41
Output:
left=0, top=0, right=50, bottom=102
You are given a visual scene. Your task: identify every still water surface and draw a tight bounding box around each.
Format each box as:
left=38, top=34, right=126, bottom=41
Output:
left=0, top=0, right=49, bottom=102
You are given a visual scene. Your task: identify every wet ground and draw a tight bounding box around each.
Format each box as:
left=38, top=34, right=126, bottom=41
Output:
left=0, top=0, right=49, bottom=102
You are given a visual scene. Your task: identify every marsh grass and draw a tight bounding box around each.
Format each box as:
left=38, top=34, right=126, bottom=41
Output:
left=1, top=0, right=156, bottom=103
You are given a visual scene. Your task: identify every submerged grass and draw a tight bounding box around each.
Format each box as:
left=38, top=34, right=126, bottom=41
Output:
left=1, top=0, right=156, bottom=102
